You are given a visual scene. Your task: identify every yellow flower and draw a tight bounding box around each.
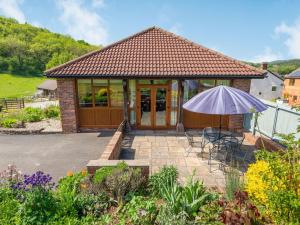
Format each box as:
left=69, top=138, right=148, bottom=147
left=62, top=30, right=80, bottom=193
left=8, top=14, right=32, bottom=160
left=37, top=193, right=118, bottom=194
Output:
left=81, top=169, right=87, bottom=177
left=67, top=171, right=73, bottom=177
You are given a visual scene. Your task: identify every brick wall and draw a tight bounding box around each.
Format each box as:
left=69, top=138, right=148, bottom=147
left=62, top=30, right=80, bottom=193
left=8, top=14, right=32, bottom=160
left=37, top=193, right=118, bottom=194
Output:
left=229, top=79, right=251, bottom=131
left=57, top=78, right=78, bottom=133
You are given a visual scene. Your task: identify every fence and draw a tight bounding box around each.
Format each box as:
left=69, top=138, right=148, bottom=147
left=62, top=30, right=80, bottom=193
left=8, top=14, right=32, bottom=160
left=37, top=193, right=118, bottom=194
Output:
left=0, top=98, right=25, bottom=111
left=244, top=99, right=300, bottom=139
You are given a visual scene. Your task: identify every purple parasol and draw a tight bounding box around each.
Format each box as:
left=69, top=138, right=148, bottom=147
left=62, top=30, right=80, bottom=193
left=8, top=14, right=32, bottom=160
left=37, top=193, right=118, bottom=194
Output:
left=183, top=85, right=267, bottom=115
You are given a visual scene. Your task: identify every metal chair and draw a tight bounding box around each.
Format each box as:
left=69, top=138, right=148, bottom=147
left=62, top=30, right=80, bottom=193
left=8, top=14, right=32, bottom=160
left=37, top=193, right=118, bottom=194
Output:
left=208, top=144, right=228, bottom=172
left=184, top=132, right=203, bottom=157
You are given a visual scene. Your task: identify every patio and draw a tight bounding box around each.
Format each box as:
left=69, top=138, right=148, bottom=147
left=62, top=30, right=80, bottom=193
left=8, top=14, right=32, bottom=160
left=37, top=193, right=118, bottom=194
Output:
left=120, top=130, right=256, bottom=190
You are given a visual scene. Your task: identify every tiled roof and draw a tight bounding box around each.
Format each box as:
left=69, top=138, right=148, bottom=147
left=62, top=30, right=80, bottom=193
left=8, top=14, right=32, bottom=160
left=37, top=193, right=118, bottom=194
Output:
left=45, top=27, right=265, bottom=78
left=285, top=67, right=300, bottom=79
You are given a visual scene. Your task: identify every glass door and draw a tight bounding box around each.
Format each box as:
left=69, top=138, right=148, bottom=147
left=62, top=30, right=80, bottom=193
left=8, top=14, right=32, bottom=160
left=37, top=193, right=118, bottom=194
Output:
left=140, top=87, right=152, bottom=127
left=137, top=84, right=170, bottom=128
left=154, top=87, right=167, bottom=127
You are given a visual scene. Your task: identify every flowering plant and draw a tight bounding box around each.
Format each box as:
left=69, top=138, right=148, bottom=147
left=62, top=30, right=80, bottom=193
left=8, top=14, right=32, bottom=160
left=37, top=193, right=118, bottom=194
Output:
left=0, top=164, right=23, bottom=187
left=12, top=171, right=54, bottom=191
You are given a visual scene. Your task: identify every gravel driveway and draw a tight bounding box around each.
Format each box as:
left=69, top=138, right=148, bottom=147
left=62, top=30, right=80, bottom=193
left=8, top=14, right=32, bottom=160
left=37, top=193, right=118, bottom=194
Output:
left=0, top=132, right=113, bottom=181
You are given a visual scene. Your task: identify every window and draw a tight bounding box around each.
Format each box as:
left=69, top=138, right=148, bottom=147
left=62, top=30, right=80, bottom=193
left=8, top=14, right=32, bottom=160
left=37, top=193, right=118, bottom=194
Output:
left=77, top=79, right=123, bottom=108
left=93, top=80, right=108, bottom=107
left=293, top=96, right=297, bottom=102
left=183, top=80, right=199, bottom=102
left=77, top=79, right=92, bottom=107
left=289, top=79, right=295, bottom=86
left=184, top=79, right=231, bottom=102
left=271, top=86, right=277, bottom=91
left=109, top=80, right=123, bottom=107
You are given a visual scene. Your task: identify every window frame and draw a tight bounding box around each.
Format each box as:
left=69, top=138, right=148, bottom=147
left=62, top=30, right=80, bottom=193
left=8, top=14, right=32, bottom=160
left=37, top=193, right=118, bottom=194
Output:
left=77, top=79, right=124, bottom=109
left=289, top=79, right=295, bottom=86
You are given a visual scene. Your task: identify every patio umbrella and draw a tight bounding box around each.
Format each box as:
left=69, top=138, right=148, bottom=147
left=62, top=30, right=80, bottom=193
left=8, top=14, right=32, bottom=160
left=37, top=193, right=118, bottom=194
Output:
left=183, top=85, right=267, bottom=131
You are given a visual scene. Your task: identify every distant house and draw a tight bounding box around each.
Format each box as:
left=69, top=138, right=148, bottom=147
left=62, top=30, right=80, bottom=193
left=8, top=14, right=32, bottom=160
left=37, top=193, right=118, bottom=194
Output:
left=250, top=63, right=283, bottom=100
left=36, top=79, right=57, bottom=98
left=283, top=68, right=300, bottom=106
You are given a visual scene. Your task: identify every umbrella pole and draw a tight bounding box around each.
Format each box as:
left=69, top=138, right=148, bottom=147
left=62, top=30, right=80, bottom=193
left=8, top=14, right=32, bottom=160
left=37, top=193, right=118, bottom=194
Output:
left=219, top=115, right=222, bottom=139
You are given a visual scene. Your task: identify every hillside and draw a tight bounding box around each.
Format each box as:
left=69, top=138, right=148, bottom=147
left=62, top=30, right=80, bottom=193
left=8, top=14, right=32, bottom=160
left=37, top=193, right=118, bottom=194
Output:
left=247, top=59, right=300, bottom=76
left=0, top=16, right=99, bottom=75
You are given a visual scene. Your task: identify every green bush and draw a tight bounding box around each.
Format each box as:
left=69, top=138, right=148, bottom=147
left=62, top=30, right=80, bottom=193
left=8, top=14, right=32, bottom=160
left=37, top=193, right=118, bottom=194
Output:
left=22, top=107, right=44, bottom=122
left=0, top=118, right=19, bottom=128
left=44, top=105, right=60, bottom=118
left=121, top=196, right=158, bottom=225
left=224, top=167, right=243, bottom=200
left=103, top=164, right=145, bottom=205
left=56, top=171, right=87, bottom=217
left=93, top=161, right=127, bottom=184
left=0, top=188, right=20, bottom=225
left=74, top=193, right=113, bottom=218
left=159, top=176, right=217, bottom=219
left=19, top=187, right=57, bottom=225
left=149, top=165, right=178, bottom=196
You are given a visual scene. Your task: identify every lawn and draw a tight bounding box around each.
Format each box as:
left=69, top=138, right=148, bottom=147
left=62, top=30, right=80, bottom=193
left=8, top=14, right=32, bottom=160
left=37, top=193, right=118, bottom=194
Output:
left=0, top=73, right=45, bottom=98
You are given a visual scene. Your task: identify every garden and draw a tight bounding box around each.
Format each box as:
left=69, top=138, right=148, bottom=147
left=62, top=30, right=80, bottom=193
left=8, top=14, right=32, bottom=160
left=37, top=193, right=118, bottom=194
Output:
left=0, top=105, right=60, bottom=132
left=0, top=133, right=299, bottom=225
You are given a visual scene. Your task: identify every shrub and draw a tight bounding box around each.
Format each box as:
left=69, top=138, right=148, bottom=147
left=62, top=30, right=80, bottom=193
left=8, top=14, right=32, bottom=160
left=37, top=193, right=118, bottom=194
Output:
left=219, top=190, right=265, bottom=225
left=224, top=166, right=243, bottom=200
left=245, top=134, right=300, bottom=224
left=0, top=118, right=19, bottom=128
left=156, top=204, right=190, bottom=225
left=159, top=176, right=216, bottom=219
left=121, top=196, right=158, bottom=225
left=14, top=171, right=57, bottom=225
left=0, top=188, right=20, bottom=225
left=44, top=105, right=60, bottom=118
left=149, top=165, right=178, bottom=196
left=103, top=165, right=145, bottom=205
left=22, top=107, right=44, bottom=122
left=56, top=171, right=88, bottom=217
left=74, top=192, right=113, bottom=218
left=93, top=161, right=127, bottom=184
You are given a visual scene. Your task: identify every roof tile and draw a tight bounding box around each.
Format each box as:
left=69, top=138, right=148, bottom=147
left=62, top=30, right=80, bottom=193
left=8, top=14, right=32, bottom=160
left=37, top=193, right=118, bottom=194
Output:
left=45, top=27, right=264, bottom=78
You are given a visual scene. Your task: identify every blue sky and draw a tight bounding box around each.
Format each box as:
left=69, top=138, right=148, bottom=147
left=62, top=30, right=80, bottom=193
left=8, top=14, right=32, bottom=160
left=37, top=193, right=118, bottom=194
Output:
left=1, top=0, right=300, bottom=62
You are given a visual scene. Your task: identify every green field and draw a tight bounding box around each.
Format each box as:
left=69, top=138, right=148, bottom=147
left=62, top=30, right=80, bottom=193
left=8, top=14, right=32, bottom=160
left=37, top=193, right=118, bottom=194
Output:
left=0, top=73, right=45, bottom=98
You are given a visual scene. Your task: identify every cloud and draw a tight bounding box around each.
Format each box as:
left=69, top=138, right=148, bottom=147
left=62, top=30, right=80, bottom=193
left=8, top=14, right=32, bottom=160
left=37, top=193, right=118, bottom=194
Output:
left=169, top=23, right=182, bottom=35
left=250, top=46, right=282, bottom=63
left=0, top=0, right=25, bottom=23
left=92, top=0, right=105, bottom=8
left=57, top=0, right=108, bottom=45
left=275, top=18, right=300, bottom=58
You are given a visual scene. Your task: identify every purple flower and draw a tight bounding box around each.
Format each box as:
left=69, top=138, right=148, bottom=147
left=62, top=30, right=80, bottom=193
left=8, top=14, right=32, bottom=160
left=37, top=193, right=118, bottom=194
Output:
left=12, top=171, right=55, bottom=191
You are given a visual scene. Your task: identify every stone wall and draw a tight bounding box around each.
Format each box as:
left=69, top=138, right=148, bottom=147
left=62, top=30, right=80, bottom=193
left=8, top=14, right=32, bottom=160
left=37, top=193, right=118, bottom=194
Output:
left=57, top=79, right=78, bottom=133
left=228, top=79, right=251, bottom=131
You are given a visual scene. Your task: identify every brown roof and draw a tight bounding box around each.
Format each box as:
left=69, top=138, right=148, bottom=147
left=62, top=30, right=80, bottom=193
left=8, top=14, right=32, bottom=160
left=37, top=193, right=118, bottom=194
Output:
left=45, top=26, right=265, bottom=79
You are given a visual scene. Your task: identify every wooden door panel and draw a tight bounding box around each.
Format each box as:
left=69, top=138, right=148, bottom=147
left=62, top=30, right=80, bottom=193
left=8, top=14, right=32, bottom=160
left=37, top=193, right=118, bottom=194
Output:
left=78, top=108, right=94, bottom=126
left=94, top=108, right=110, bottom=125
left=183, top=110, right=229, bottom=129
left=110, top=108, right=123, bottom=125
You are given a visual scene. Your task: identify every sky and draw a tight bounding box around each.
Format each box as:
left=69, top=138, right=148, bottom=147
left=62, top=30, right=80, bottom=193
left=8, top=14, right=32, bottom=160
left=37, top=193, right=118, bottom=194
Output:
left=0, top=0, right=300, bottom=62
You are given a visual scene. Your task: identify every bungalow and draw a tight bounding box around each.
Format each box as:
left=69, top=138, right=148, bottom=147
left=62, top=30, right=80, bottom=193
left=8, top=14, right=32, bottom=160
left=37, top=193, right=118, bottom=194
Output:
left=45, top=27, right=265, bottom=133
left=283, top=68, right=300, bottom=106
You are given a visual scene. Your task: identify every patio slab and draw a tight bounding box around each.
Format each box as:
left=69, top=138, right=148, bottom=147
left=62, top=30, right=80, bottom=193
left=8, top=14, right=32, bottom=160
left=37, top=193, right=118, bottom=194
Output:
left=120, top=130, right=256, bottom=190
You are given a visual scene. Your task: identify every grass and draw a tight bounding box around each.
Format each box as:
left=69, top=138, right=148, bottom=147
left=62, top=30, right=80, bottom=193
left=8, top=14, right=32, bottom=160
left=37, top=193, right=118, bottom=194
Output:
left=0, top=73, right=45, bottom=98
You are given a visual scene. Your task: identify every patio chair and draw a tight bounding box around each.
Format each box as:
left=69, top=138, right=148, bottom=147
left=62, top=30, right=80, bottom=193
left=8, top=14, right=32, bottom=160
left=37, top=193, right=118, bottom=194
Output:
left=208, top=144, right=228, bottom=172
left=232, top=148, right=252, bottom=171
left=184, top=132, right=203, bottom=157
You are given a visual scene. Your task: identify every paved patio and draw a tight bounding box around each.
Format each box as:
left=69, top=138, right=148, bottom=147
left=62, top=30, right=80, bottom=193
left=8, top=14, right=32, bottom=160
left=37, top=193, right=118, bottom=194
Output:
left=120, top=130, right=256, bottom=189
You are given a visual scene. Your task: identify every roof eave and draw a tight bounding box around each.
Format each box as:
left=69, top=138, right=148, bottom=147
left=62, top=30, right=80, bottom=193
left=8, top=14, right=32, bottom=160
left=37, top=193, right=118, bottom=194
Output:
left=45, top=73, right=266, bottom=79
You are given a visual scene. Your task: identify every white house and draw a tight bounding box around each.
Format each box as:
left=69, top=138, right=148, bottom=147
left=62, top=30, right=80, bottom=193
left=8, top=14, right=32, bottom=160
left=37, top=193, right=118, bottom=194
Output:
left=250, top=63, right=283, bottom=100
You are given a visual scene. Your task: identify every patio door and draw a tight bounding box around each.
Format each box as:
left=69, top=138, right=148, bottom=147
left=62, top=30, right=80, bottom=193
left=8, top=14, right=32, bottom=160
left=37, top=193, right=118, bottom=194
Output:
left=137, top=85, right=170, bottom=129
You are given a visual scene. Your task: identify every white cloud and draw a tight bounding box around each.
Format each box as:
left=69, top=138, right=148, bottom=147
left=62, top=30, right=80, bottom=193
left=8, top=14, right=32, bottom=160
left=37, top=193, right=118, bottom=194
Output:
left=92, top=0, right=105, bottom=8
left=57, top=0, right=108, bottom=45
left=275, top=18, right=300, bottom=58
left=0, top=0, right=25, bottom=23
left=250, top=46, right=282, bottom=63
left=169, top=23, right=182, bottom=35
